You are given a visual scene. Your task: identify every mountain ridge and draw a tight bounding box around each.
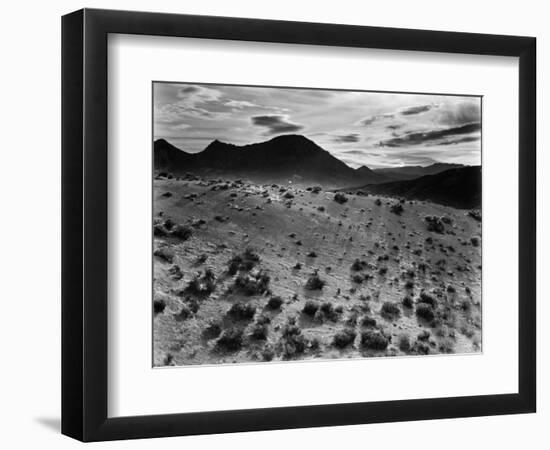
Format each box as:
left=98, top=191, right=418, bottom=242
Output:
left=154, top=135, right=387, bottom=187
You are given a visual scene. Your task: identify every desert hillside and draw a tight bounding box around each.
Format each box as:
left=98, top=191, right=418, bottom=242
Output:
left=152, top=174, right=482, bottom=366
left=344, top=166, right=481, bottom=209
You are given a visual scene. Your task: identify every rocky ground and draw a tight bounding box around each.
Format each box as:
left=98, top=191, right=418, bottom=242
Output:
left=152, top=173, right=482, bottom=367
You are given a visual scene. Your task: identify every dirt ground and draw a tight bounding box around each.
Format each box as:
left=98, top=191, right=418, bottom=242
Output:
left=152, top=175, right=482, bottom=367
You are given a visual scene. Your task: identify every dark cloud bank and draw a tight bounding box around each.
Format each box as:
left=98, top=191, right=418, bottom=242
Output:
left=251, top=115, right=303, bottom=135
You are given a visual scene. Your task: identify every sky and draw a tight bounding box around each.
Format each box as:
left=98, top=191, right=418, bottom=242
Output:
left=153, top=82, right=481, bottom=169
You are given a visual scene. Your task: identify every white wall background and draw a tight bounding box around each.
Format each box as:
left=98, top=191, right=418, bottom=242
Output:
left=0, top=0, right=546, bottom=448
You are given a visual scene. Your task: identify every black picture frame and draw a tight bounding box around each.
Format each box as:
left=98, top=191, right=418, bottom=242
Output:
left=62, top=8, right=536, bottom=442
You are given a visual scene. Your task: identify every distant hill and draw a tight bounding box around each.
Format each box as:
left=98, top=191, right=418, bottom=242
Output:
left=344, top=166, right=481, bottom=209
left=373, top=163, right=466, bottom=181
left=355, top=165, right=390, bottom=184
left=154, top=135, right=385, bottom=187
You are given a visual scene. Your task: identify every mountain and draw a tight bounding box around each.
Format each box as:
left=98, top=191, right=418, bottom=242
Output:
left=355, top=165, right=390, bottom=184
left=154, top=138, right=192, bottom=168
left=373, top=163, right=466, bottom=181
left=344, top=166, right=481, bottom=209
left=154, top=135, right=384, bottom=187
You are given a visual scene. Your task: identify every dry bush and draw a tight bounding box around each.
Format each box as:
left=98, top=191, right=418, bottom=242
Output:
left=171, top=224, right=193, bottom=240
left=305, top=270, right=325, bottom=290
left=302, top=300, right=320, bottom=317
left=266, top=296, right=284, bottom=310
left=360, top=330, right=389, bottom=351
left=380, top=302, right=401, bottom=320
left=234, top=270, right=270, bottom=296
left=415, top=303, right=435, bottom=322
left=227, top=248, right=260, bottom=274
left=333, top=193, right=348, bottom=204
left=153, top=298, right=166, bottom=314
left=216, top=328, right=243, bottom=352
left=153, top=246, right=174, bottom=263
left=332, top=328, right=357, bottom=349
left=227, top=302, right=257, bottom=321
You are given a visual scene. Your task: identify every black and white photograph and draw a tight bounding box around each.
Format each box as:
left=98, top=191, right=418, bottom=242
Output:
left=152, top=82, right=482, bottom=367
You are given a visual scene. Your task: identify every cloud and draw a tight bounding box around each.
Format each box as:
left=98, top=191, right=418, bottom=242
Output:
left=179, top=86, right=200, bottom=94
left=251, top=115, right=303, bottom=135
left=439, top=101, right=481, bottom=126
left=332, top=133, right=360, bottom=143
left=225, top=100, right=259, bottom=109
left=360, top=113, right=394, bottom=126
left=437, top=135, right=481, bottom=146
left=400, top=104, right=437, bottom=115
left=174, top=85, right=224, bottom=119
left=378, top=122, right=481, bottom=147
left=386, top=124, right=403, bottom=130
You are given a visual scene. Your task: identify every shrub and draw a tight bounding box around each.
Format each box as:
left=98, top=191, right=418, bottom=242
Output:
left=234, top=270, right=270, bottom=295
left=417, top=330, right=431, bottom=341
left=317, top=206, right=325, bottom=212
left=419, top=292, right=437, bottom=307
left=305, top=271, right=325, bottom=290
left=404, top=280, right=415, bottom=289
left=293, top=262, right=302, bottom=270
left=203, top=321, right=222, bottom=339
left=402, top=296, right=414, bottom=308
left=153, top=246, right=174, bottom=263
left=163, top=218, right=175, bottom=230
left=307, top=251, right=318, bottom=258
left=319, top=302, right=340, bottom=322
left=216, top=328, right=243, bottom=352
left=398, top=334, right=411, bottom=352
left=351, top=273, right=364, bottom=284
left=228, top=302, right=256, bottom=321
left=266, top=296, right=284, bottom=310
left=153, top=298, right=166, bottom=314
left=250, top=317, right=270, bottom=340
left=390, top=202, right=404, bottom=215
left=333, top=193, right=348, bottom=204
left=168, top=264, right=183, bottom=280
left=175, top=304, right=192, bottom=320
left=381, top=302, right=401, bottom=320
left=227, top=248, right=260, bottom=274
left=360, top=315, right=377, bottom=328
left=311, top=186, right=322, bottom=194
left=302, top=300, right=320, bottom=317
left=261, top=345, right=275, bottom=361
left=360, top=330, right=389, bottom=351
left=470, top=237, right=480, bottom=247
left=351, top=259, right=368, bottom=271
left=415, top=303, right=435, bottom=322
left=333, top=328, right=357, bottom=348
left=278, top=321, right=307, bottom=359
left=185, top=269, right=216, bottom=297
left=378, top=267, right=388, bottom=276
left=425, top=216, right=445, bottom=233
left=162, top=353, right=174, bottom=366
left=171, top=224, right=193, bottom=240
left=283, top=192, right=294, bottom=199
left=153, top=224, right=168, bottom=237
left=468, top=209, right=482, bottom=222
left=161, top=192, right=172, bottom=198
left=413, top=341, right=430, bottom=355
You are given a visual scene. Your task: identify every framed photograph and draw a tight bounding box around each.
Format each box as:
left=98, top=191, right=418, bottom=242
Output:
left=62, top=8, right=536, bottom=442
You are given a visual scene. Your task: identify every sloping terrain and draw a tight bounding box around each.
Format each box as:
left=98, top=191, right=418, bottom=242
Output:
left=373, top=163, right=466, bottom=181
left=153, top=174, right=482, bottom=367
left=154, top=135, right=385, bottom=188
left=344, top=166, right=481, bottom=209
